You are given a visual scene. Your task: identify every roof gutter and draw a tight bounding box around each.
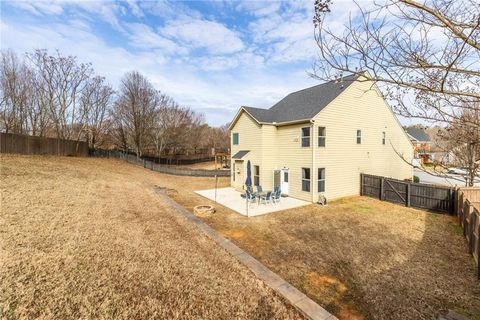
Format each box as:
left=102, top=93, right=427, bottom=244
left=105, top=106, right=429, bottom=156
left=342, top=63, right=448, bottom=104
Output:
left=272, top=118, right=311, bottom=127
left=311, top=119, right=316, bottom=203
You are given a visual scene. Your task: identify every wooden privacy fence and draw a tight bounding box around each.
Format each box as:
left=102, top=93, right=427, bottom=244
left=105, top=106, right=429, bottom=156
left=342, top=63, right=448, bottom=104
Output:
left=0, top=132, right=88, bottom=156
left=456, top=188, right=480, bottom=279
left=360, top=173, right=455, bottom=213
left=91, top=149, right=230, bottom=177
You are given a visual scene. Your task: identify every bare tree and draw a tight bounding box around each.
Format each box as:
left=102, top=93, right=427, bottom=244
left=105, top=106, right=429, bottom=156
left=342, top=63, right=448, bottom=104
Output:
left=26, top=49, right=93, bottom=140
left=113, top=71, right=158, bottom=157
left=27, top=65, right=51, bottom=137
left=80, top=76, right=115, bottom=148
left=437, top=106, right=480, bottom=186
left=313, top=0, right=480, bottom=125
left=0, top=50, right=30, bottom=134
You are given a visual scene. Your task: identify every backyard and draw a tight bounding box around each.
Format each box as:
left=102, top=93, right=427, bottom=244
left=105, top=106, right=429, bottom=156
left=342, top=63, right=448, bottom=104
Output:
left=0, top=155, right=299, bottom=319
left=1, top=155, right=479, bottom=320
left=169, top=173, right=480, bottom=319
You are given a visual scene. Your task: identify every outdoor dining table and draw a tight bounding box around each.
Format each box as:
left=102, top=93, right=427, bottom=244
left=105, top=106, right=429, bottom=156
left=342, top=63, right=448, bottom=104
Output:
left=256, top=191, right=271, bottom=204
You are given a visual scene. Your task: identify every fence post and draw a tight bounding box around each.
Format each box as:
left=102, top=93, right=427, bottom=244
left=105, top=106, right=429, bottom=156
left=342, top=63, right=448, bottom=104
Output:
left=450, top=189, right=455, bottom=215
left=360, top=174, right=363, bottom=196
left=380, top=178, right=385, bottom=201
left=464, top=202, right=469, bottom=236
left=406, top=183, right=411, bottom=207
left=478, top=222, right=480, bottom=280
left=469, top=206, right=475, bottom=254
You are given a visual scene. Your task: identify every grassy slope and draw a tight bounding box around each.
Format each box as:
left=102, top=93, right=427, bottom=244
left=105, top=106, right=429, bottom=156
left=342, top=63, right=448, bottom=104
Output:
left=0, top=155, right=301, bottom=320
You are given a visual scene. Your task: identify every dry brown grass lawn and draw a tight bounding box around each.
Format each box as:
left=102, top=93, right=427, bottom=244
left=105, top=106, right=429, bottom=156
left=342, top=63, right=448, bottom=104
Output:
left=0, top=155, right=301, bottom=320
left=165, top=172, right=480, bottom=320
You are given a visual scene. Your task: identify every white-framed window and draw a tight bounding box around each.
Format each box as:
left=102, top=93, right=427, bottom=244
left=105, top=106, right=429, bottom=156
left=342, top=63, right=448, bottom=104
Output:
left=302, top=168, right=310, bottom=192
left=318, top=168, right=325, bottom=192
left=232, top=133, right=239, bottom=145
left=254, top=165, right=260, bottom=186
left=382, top=131, right=386, bottom=145
left=301, top=127, right=310, bottom=147
left=356, top=129, right=362, bottom=144
left=318, top=126, right=326, bottom=147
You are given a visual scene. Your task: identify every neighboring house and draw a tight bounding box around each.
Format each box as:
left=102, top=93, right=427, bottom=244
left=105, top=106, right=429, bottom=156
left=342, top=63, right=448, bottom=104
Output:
left=229, top=72, right=413, bottom=203
left=405, top=127, right=432, bottom=164
left=430, top=146, right=454, bottom=165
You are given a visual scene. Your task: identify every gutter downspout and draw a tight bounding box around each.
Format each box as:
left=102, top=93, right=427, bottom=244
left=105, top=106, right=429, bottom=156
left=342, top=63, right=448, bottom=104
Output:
left=311, top=119, right=316, bottom=203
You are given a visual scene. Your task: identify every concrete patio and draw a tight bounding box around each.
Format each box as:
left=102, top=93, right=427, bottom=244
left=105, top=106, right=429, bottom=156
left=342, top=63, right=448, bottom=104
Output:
left=195, top=187, right=310, bottom=217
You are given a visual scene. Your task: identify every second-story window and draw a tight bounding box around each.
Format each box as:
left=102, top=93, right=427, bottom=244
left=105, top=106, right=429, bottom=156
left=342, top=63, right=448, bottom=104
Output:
left=318, top=127, right=326, bottom=147
left=356, top=129, right=362, bottom=144
left=232, top=133, right=239, bottom=145
left=301, top=127, right=310, bottom=147
left=382, top=132, right=386, bottom=145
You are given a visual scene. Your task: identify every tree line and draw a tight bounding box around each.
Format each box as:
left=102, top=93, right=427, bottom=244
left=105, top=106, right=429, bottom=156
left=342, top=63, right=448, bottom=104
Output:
left=0, top=49, right=229, bottom=158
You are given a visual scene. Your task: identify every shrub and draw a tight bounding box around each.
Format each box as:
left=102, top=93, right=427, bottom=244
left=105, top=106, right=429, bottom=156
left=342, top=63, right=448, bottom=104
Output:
left=413, top=175, right=420, bottom=183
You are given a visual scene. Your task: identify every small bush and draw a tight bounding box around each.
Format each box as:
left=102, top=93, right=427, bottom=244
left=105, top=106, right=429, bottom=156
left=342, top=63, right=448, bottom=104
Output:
left=413, top=175, right=420, bottom=183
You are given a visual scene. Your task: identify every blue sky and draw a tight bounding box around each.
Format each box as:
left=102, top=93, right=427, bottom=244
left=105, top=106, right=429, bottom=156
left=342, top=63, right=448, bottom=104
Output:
left=1, top=0, right=360, bottom=126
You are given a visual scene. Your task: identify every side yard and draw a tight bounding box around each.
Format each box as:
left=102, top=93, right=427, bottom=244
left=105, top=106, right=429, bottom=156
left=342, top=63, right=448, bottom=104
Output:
left=167, top=175, right=480, bottom=319
left=4, top=155, right=478, bottom=320
left=0, top=155, right=300, bottom=319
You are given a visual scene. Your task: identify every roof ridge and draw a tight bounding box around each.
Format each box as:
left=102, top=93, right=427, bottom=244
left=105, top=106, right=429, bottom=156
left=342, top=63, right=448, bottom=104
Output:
left=268, top=73, right=360, bottom=110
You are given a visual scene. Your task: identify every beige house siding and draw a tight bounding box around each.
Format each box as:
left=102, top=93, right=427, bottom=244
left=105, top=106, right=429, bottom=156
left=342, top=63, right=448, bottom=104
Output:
left=230, top=78, right=413, bottom=202
left=230, top=111, right=262, bottom=191
left=311, top=79, right=413, bottom=201
left=276, top=123, right=315, bottom=201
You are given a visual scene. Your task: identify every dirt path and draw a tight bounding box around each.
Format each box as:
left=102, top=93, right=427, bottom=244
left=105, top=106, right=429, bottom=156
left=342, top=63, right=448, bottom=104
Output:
left=0, top=155, right=301, bottom=319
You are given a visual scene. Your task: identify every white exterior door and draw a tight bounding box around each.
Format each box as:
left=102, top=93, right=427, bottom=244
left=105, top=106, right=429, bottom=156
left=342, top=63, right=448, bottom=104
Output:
left=281, top=169, right=289, bottom=195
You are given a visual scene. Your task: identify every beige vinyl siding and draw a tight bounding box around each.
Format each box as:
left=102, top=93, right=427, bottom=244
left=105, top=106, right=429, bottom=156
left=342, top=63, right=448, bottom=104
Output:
left=230, top=111, right=262, bottom=191
left=276, top=123, right=314, bottom=201
left=260, top=124, right=278, bottom=191
left=312, top=78, right=413, bottom=201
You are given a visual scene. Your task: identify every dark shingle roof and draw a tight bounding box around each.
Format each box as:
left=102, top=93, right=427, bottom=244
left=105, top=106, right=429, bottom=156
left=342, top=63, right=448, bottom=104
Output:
left=405, top=127, right=430, bottom=142
left=232, top=150, right=250, bottom=159
left=243, top=74, right=359, bottom=124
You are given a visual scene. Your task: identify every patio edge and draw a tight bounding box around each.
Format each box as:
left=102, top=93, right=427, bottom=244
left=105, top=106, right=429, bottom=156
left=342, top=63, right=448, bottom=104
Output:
left=155, top=187, right=337, bottom=320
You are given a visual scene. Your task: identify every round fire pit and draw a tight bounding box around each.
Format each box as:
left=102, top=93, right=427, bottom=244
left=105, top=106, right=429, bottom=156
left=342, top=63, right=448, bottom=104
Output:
left=194, top=205, right=215, bottom=216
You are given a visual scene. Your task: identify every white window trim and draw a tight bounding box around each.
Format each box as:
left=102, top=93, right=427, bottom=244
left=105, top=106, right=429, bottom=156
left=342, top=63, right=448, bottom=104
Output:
left=318, top=168, right=325, bottom=192
left=301, top=127, right=310, bottom=148
left=301, top=167, right=311, bottom=192
left=254, top=165, right=260, bottom=186
left=356, top=129, right=362, bottom=144
left=318, top=126, right=326, bottom=147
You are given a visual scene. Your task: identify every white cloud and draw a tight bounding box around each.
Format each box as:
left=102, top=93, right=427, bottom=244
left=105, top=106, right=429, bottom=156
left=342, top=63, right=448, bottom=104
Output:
left=160, top=18, right=245, bottom=54
left=124, top=0, right=143, bottom=18
left=235, top=1, right=282, bottom=17
left=125, top=23, right=182, bottom=54
left=8, top=0, right=64, bottom=15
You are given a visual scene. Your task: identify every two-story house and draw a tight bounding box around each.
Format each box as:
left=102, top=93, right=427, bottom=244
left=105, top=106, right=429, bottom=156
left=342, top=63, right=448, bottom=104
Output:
left=405, top=127, right=432, bottom=164
left=229, top=73, right=414, bottom=203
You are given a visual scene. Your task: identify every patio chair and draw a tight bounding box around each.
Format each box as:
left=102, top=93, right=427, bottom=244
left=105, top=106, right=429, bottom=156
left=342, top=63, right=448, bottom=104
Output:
left=273, top=186, right=280, bottom=194
left=272, top=189, right=281, bottom=204
left=260, top=191, right=272, bottom=205
left=256, top=185, right=263, bottom=193
left=245, top=189, right=257, bottom=204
